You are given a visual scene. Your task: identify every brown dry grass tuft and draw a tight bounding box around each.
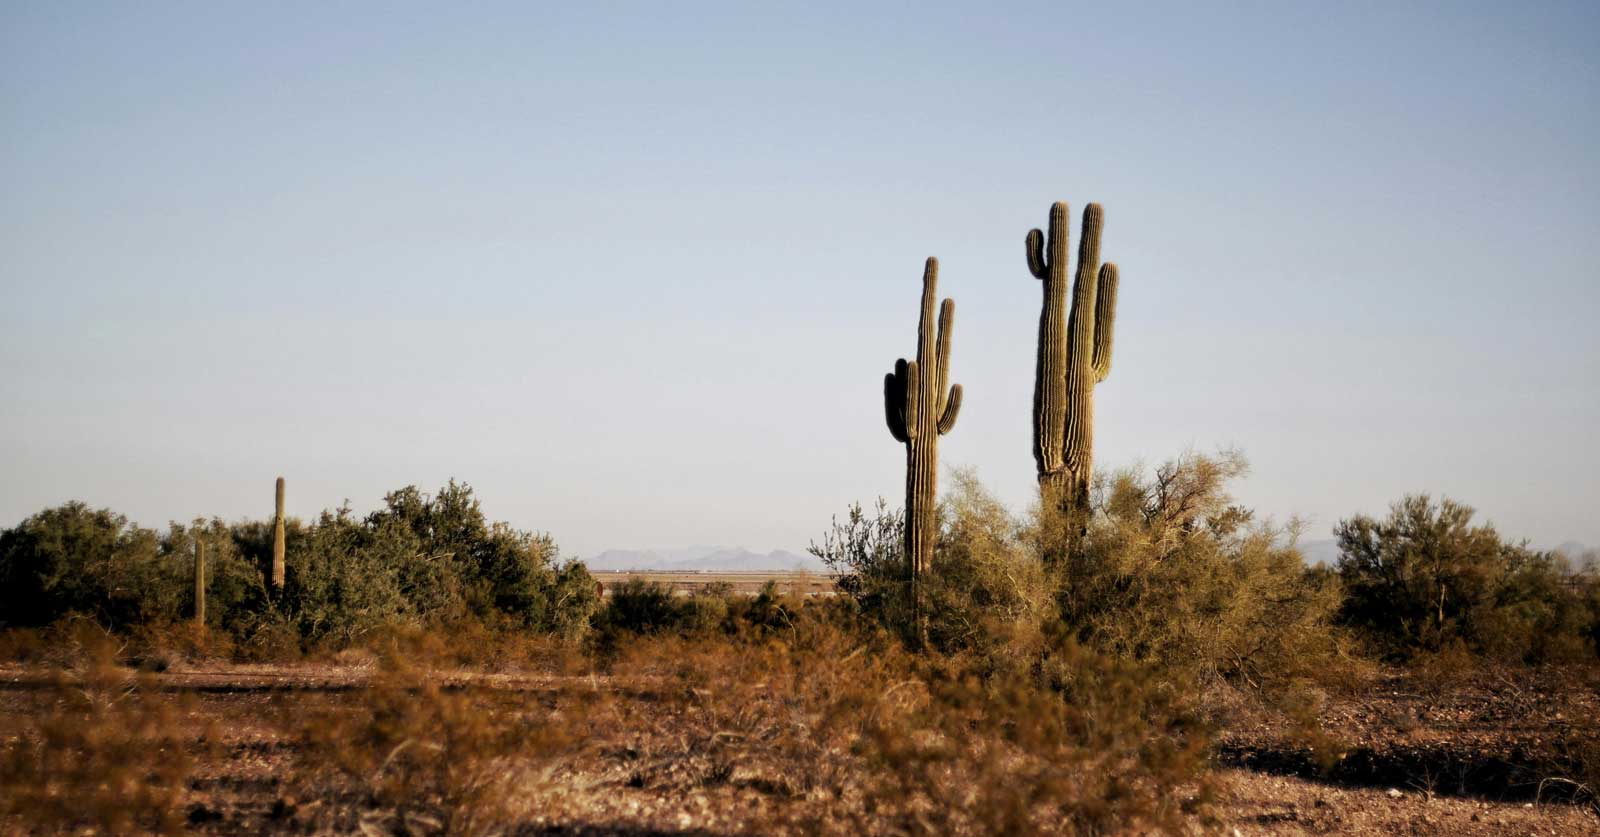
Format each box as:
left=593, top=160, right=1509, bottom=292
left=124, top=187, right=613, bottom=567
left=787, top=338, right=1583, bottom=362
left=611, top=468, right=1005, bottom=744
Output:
left=607, top=617, right=1214, bottom=834
left=0, top=629, right=213, bottom=834
left=281, top=642, right=601, bottom=834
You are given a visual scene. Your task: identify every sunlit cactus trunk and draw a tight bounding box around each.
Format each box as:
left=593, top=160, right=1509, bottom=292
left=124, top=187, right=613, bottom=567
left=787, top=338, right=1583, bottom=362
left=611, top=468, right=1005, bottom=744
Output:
left=1027, top=202, right=1119, bottom=518
left=884, top=258, right=963, bottom=644
left=271, top=477, right=286, bottom=594
left=193, top=539, right=206, bottom=628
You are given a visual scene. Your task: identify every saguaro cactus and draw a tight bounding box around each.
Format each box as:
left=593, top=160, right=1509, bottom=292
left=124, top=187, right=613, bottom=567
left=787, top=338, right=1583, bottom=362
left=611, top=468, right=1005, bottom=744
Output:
left=193, top=539, right=206, bottom=628
left=271, top=477, right=286, bottom=594
left=884, top=258, right=963, bottom=639
left=1027, top=201, right=1119, bottom=516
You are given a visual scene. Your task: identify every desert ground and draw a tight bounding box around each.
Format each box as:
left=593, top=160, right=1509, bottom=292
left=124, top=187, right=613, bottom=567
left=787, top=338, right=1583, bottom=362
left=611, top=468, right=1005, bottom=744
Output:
left=3, top=654, right=1595, bottom=835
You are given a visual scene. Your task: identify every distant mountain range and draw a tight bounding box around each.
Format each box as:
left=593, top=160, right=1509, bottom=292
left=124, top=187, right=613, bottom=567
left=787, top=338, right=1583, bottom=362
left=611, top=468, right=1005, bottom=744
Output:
left=580, top=544, right=827, bottom=573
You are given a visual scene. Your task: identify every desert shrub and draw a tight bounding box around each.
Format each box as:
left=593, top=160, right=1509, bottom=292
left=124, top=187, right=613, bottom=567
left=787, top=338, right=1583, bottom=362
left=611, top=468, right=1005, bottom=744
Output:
left=811, top=498, right=910, bottom=629
left=595, top=579, right=683, bottom=637
left=286, top=649, right=596, bottom=834
left=728, top=579, right=808, bottom=637
left=592, top=578, right=790, bottom=650
left=921, top=469, right=1053, bottom=667
left=359, top=615, right=588, bottom=674
left=811, top=479, right=1051, bottom=665
left=543, top=559, right=603, bottom=640
left=1057, top=451, right=1347, bottom=692
left=681, top=584, right=733, bottom=633
left=358, top=482, right=596, bottom=635
left=0, top=650, right=209, bottom=834
left=813, top=453, right=1346, bottom=705
left=1335, top=494, right=1598, bottom=662
left=609, top=617, right=1212, bottom=834
left=0, top=502, right=170, bottom=629
left=168, top=519, right=272, bottom=635
left=0, top=481, right=595, bottom=654
left=279, top=506, right=419, bottom=644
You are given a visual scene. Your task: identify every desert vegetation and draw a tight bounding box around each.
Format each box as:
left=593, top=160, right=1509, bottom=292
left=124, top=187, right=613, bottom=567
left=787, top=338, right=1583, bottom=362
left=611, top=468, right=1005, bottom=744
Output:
left=2, top=455, right=1595, bottom=834
left=0, top=478, right=599, bottom=658
left=1, top=201, right=1597, bottom=835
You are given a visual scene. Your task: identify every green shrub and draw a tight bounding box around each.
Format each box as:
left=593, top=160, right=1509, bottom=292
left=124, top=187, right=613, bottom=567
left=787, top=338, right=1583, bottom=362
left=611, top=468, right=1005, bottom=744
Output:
left=1335, top=494, right=1597, bottom=662
left=0, top=503, right=171, bottom=630
left=1059, top=451, right=1347, bottom=691
left=281, top=506, right=418, bottom=644
left=809, top=497, right=911, bottom=632
left=922, top=469, right=1053, bottom=668
left=593, top=578, right=681, bottom=641
left=0, top=481, right=593, bottom=653
left=816, top=453, right=1344, bottom=692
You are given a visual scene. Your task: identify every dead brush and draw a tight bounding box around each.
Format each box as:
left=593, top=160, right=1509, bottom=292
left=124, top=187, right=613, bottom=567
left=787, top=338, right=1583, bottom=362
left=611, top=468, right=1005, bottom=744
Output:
left=838, top=642, right=1216, bottom=835
left=359, top=616, right=589, bottom=675
left=284, top=646, right=601, bottom=834
left=607, top=620, right=1215, bottom=834
left=126, top=618, right=236, bottom=671
left=606, top=621, right=898, bottom=802
left=0, top=646, right=208, bottom=834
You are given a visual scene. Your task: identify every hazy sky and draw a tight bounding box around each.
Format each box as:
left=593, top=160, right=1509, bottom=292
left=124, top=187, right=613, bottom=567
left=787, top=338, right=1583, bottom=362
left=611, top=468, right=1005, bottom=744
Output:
left=3, top=2, right=1597, bottom=559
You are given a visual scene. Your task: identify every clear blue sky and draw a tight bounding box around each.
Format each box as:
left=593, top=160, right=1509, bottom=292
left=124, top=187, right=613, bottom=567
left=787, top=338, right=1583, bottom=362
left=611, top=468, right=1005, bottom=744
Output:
left=3, top=2, right=1596, bottom=558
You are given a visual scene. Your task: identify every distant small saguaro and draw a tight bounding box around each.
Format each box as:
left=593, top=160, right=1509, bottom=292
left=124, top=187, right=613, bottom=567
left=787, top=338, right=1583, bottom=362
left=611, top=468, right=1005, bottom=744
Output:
left=193, top=538, right=206, bottom=627
left=272, top=477, right=286, bottom=594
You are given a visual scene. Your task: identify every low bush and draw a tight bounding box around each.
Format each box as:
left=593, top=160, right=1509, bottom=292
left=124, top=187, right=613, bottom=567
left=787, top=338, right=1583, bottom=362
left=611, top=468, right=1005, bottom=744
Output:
left=1335, top=494, right=1599, bottom=663
left=811, top=475, right=1052, bottom=669
left=816, top=453, right=1348, bottom=696
left=1060, top=451, right=1350, bottom=693
left=609, top=617, right=1213, bottom=833
left=0, top=481, right=598, bottom=657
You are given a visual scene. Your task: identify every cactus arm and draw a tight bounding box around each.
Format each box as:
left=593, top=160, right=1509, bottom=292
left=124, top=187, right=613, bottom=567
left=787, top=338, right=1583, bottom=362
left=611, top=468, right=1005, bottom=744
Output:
left=917, top=258, right=939, bottom=370
left=938, top=383, right=963, bottom=435
left=1048, top=201, right=1070, bottom=272
left=1072, top=204, right=1103, bottom=306
left=935, top=298, right=953, bottom=410
left=1026, top=229, right=1048, bottom=279
left=903, top=359, right=920, bottom=441
left=1062, top=204, right=1105, bottom=498
left=885, top=369, right=909, bottom=443
left=1092, top=263, right=1119, bottom=382
left=1064, top=204, right=1104, bottom=380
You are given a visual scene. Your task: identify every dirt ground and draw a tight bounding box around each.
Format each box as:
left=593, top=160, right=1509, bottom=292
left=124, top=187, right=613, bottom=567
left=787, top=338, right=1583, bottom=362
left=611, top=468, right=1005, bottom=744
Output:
left=2, top=661, right=1597, bottom=835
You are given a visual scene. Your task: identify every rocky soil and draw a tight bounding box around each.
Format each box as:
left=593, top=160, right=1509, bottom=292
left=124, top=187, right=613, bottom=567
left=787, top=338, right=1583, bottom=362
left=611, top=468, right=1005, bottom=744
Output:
left=2, top=661, right=1596, bottom=835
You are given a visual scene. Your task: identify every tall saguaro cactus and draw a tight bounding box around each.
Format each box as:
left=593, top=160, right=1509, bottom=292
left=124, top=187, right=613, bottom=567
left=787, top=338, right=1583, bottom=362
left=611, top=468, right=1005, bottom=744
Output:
left=271, top=477, right=286, bottom=594
left=884, top=258, right=963, bottom=639
left=193, top=539, right=206, bottom=628
left=1027, top=201, right=1119, bottom=516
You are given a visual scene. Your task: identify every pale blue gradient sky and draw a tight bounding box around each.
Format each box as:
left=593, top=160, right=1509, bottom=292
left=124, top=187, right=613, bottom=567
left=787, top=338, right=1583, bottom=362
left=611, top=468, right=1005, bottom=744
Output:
left=3, top=2, right=1597, bottom=558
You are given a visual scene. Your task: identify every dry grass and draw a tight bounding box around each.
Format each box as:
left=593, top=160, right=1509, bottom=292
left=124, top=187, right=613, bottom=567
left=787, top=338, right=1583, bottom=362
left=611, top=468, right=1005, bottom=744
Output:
left=0, top=626, right=214, bottom=834
left=1, top=617, right=1594, bottom=834
left=0, top=616, right=1216, bottom=835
